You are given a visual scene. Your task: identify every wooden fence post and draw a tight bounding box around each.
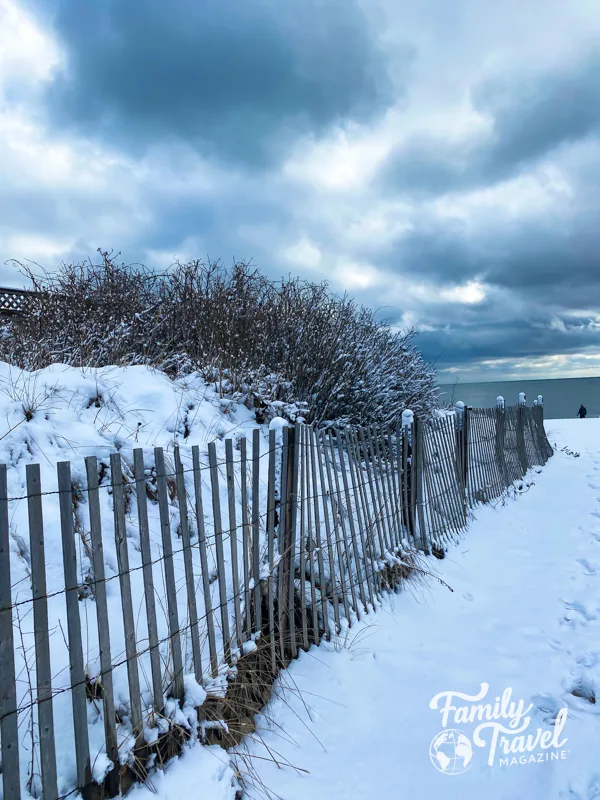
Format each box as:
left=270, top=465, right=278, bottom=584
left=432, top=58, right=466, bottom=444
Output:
left=174, top=446, right=204, bottom=681
left=154, top=447, right=185, bottom=700
left=191, top=446, right=219, bottom=677
left=401, top=410, right=416, bottom=543
left=110, top=453, right=143, bottom=739
left=495, top=396, right=509, bottom=487
left=0, top=464, right=20, bottom=800
left=287, top=425, right=300, bottom=658
left=536, top=395, right=552, bottom=461
left=266, top=428, right=277, bottom=672
left=26, top=464, right=58, bottom=800
left=224, top=439, right=243, bottom=651
left=252, top=428, right=262, bottom=636
left=207, top=442, right=231, bottom=665
left=412, top=417, right=429, bottom=555
left=454, top=401, right=468, bottom=504
left=517, top=392, right=528, bottom=474
left=133, top=448, right=164, bottom=712
left=57, top=461, right=93, bottom=798
left=85, top=456, right=119, bottom=796
left=281, top=425, right=299, bottom=660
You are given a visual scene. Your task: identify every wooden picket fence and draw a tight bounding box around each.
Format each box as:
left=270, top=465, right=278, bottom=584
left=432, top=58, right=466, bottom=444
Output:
left=0, top=399, right=552, bottom=799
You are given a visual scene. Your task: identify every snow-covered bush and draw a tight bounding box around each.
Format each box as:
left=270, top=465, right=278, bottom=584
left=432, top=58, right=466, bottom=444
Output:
left=1, top=250, right=438, bottom=425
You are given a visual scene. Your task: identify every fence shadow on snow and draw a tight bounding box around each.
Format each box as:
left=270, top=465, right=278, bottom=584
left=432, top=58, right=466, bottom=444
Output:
left=0, top=399, right=553, bottom=799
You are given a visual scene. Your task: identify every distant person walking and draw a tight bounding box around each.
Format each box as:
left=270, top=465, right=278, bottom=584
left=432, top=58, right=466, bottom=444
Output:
left=577, top=404, right=587, bottom=418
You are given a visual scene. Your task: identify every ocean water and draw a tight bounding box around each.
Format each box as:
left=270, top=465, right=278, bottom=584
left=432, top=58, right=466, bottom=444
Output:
left=436, top=376, right=600, bottom=420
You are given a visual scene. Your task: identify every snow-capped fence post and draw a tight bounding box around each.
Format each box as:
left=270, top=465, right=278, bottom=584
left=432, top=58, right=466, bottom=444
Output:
left=281, top=424, right=300, bottom=660
left=454, top=401, right=468, bottom=500
left=412, top=415, right=430, bottom=555
left=85, top=456, right=119, bottom=795
left=0, top=464, right=20, bottom=800
left=516, top=393, right=528, bottom=475
left=401, top=410, right=416, bottom=542
left=535, top=395, right=552, bottom=461
left=495, top=397, right=509, bottom=486
left=57, top=460, right=93, bottom=799
left=26, top=463, right=58, bottom=800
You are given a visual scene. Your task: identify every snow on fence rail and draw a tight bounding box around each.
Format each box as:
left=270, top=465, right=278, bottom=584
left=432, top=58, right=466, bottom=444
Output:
left=0, top=399, right=552, bottom=799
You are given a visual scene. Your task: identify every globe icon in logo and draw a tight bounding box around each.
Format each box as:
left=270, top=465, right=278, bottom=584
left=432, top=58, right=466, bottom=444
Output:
left=429, top=729, right=473, bottom=775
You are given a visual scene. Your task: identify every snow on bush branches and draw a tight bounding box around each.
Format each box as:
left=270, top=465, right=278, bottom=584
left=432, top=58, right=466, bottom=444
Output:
left=2, top=250, right=438, bottom=426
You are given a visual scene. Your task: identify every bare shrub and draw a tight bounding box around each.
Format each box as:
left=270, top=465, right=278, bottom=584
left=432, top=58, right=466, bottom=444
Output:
left=1, top=250, right=438, bottom=425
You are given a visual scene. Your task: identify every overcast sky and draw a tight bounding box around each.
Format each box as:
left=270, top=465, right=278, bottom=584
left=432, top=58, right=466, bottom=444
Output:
left=1, top=0, right=600, bottom=383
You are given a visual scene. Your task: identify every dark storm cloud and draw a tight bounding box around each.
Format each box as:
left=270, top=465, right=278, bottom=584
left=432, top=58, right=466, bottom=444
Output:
left=33, top=0, right=397, bottom=165
left=381, top=49, right=600, bottom=196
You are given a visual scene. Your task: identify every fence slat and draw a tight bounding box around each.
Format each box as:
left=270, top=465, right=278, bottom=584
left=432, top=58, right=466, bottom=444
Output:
left=224, top=439, right=243, bottom=651
left=251, top=429, right=262, bottom=636
left=298, top=426, right=309, bottom=649
left=286, top=425, right=300, bottom=659
left=322, top=431, right=352, bottom=623
left=313, top=429, right=339, bottom=634
left=207, top=442, right=231, bottom=664
left=277, top=426, right=290, bottom=663
left=336, top=432, right=368, bottom=613
left=133, top=449, right=164, bottom=712
left=345, top=430, right=376, bottom=607
left=85, top=457, right=119, bottom=794
left=26, top=464, right=58, bottom=800
left=240, top=438, right=252, bottom=641
left=413, top=418, right=429, bottom=554
left=365, top=427, right=394, bottom=553
left=309, top=427, right=329, bottom=640
left=328, top=433, right=360, bottom=618
left=110, top=453, right=143, bottom=738
left=154, top=447, right=185, bottom=701
left=266, top=428, right=277, bottom=671
left=377, top=426, right=399, bottom=551
left=0, top=464, right=21, bottom=800
left=303, top=428, right=319, bottom=645
left=57, top=461, right=92, bottom=797
left=192, top=446, right=218, bottom=677
left=359, top=428, right=387, bottom=561
left=174, top=446, right=203, bottom=682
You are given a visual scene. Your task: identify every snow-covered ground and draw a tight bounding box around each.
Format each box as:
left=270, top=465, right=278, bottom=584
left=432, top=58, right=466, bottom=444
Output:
left=0, top=363, right=300, bottom=797
left=132, top=418, right=600, bottom=800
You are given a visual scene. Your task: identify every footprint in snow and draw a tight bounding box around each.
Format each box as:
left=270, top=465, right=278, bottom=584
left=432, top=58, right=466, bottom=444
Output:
left=564, top=675, right=599, bottom=713
left=561, top=599, right=597, bottom=625
left=576, top=558, right=598, bottom=576
left=461, top=591, right=474, bottom=601
left=531, top=692, right=562, bottom=725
